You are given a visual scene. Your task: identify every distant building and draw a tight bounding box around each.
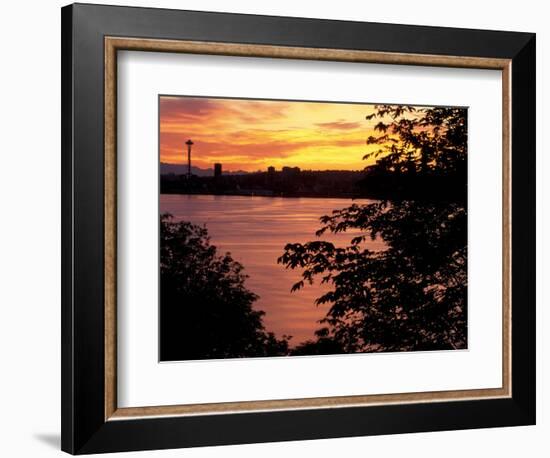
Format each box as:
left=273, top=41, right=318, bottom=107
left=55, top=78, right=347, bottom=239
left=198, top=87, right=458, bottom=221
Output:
left=185, top=139, right=194, bottom=178
left=214, top=163, right=222, bottom=178
left=266, top=166, right=276, bottom=186
left=282, top=166, right=301, bottom=176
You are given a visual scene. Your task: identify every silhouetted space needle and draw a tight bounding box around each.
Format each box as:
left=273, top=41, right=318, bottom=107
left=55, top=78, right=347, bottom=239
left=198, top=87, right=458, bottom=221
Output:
left=185, top=139, right=194, bottom=178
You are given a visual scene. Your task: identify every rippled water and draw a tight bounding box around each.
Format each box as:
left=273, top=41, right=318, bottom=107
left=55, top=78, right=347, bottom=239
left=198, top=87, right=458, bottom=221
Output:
left=160, top=194, right=383, bottom=345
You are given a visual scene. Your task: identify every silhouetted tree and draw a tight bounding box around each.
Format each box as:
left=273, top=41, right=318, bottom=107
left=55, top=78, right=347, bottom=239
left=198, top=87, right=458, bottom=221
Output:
left=160, top=214, right=289, bottom=361
left=365, top=105, right=466, bottom=175
left=279, top=105, right=467, bottom=353
left=289, top=328, right=346, bottom=356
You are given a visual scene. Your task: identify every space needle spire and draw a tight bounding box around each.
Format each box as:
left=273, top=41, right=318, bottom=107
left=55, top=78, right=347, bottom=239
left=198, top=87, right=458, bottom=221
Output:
left=185, top=139, right=194, bottom=178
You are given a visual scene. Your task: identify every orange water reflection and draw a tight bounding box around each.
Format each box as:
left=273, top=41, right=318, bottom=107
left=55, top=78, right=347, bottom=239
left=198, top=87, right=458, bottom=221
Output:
left=160, top=194, right=384, bottom=346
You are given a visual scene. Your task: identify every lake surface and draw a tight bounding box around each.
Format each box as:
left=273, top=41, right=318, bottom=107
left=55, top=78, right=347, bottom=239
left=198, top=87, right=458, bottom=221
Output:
left=160, top=194, right=383, bottom=346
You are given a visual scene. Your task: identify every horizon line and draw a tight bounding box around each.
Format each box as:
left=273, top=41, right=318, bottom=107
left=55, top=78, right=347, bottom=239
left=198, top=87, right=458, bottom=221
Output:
left=161, top=162, right=364, bottom=172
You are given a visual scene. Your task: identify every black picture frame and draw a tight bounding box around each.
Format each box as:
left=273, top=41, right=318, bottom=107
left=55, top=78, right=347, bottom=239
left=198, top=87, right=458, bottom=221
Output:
left=61, top=3, right=535, bottom=454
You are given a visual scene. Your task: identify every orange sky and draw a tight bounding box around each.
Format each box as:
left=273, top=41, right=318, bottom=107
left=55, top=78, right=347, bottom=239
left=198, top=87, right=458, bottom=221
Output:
left=159, top=96, right=383, bottom=172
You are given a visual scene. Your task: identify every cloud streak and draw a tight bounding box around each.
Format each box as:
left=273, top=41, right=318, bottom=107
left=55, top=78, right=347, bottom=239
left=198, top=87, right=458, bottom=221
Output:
left=315, top=120, right=362, bottom=130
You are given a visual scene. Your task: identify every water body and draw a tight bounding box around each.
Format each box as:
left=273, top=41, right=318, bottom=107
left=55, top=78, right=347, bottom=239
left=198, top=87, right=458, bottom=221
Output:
left=160, top=194, right=383, bottom=346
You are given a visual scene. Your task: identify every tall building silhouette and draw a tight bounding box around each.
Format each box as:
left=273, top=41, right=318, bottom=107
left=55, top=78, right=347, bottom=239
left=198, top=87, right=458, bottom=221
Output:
left=185, top=139, right=194, bottom=178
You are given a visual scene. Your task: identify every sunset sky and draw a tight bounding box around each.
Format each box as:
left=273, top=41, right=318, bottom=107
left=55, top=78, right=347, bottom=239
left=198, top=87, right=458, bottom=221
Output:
left=160, top=96, right=384, bottom=172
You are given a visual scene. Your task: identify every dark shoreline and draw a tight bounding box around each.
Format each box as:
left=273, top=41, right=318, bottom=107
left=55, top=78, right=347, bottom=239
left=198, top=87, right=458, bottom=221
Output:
left=160, top=191, right=364, bottom=200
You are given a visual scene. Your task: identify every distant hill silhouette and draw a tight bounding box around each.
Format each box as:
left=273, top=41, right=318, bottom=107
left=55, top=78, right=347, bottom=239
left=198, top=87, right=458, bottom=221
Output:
left=160, top=162, right=250, bottom=177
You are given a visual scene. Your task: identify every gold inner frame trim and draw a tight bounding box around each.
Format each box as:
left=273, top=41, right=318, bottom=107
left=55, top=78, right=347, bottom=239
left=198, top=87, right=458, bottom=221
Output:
left=104, top=36, right=512, bottom=421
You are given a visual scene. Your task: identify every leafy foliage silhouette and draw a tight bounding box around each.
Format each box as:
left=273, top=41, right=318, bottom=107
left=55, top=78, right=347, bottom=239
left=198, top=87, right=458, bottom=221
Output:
left=160, top=214, right=289, bottom=361
left=279, top=105, right=468, bottom=353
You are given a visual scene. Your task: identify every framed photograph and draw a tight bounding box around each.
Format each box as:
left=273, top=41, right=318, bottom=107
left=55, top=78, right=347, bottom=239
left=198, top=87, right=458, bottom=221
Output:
left=61, top=3, right=535, bottom=454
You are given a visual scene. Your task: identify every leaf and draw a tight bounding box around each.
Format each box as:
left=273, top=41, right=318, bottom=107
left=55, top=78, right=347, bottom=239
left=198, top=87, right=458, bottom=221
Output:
left=351, top=236, right=364, bottom=245
left=291, top=280, right=304, bottom=292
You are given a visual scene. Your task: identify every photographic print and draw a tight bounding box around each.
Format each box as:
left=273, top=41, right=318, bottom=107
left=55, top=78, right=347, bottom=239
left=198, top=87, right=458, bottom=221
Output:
left=159, top=95, right=467, bottom=361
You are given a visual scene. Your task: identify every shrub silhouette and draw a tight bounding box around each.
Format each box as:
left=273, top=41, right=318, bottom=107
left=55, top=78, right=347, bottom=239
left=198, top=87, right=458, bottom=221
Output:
left=160, top=214, right=289, bottom=361
left=279, top=105, right=468, bottom=353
